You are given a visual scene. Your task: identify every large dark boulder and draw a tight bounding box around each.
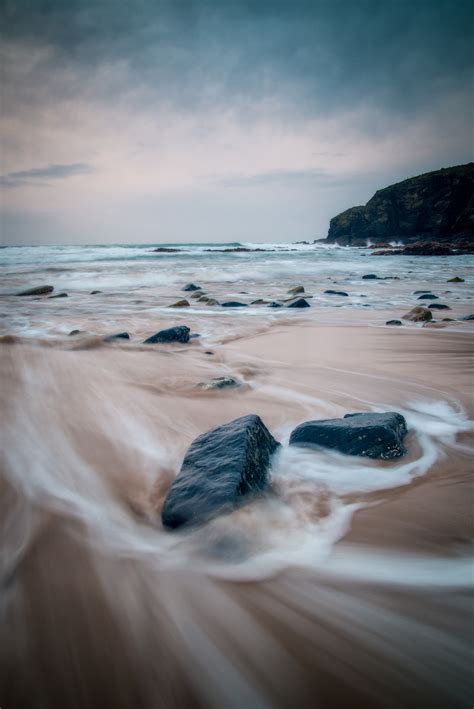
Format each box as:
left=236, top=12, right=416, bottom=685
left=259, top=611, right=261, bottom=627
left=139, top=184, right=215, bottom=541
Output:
left=289, top=412, right=407, bottom=459
left=144, top=326, right=190, bottom=344
left=325, top=163, right=474, bottom=245
left=161, top=414, right=280, bottom=529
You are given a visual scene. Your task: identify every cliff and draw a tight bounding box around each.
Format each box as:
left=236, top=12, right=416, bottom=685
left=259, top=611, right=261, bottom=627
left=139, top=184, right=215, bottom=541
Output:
left=325, top=163, right=474, bottom=245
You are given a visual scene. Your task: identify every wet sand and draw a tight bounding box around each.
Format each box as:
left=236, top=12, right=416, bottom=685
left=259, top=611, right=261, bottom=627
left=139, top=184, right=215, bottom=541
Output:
left=0, top=322, right=473, bottom=708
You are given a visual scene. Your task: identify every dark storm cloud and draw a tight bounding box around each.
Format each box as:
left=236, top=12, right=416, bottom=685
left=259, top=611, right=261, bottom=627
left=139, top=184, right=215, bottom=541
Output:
left=1, top=0, right=473, bottom=118
left=0, top=163, right=94, bottom=189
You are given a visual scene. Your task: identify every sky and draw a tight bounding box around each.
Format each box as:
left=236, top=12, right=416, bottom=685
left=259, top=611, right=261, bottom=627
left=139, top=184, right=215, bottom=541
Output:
left=1, top=0, right=473, bottom=245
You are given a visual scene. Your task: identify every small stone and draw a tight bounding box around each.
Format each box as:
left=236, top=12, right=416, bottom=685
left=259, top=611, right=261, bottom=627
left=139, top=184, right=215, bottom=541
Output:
left=221, top=302, right=248, bottom=307
left=182, top=283, right=200, bottom=291
left=362, top=274, right=379, bottom=279
left=191, top=291, right=205, bottom=299
left=68, top=329, right=81, bottom=336
left=324, top=290, right=349, bottom=296
left=287, top=286, right=305, bottom=295
left=428, top=303, right=451, bottom=310
left=48, top=293, right=68, bottom=298
left=90, top=290, right=102, bottom=295
left=386, top=319, right=402, bottom=326
left=268, top=302, right=283, bottom=308
left=418, top=294, right=439, bottom=300
left=402, top=306, right=433, bottom=322
left=447, top=277, right=464, bottom=282
left=197, top=376, right=241, bottom=391
left=17, top=285, right=54, bottom=296
left=170, top=299, right=190, bottom=307
left=104, top=332, right=130, bottom=341
left=287, top=298, right=310, bottom=308
left=144, top=326, right=190, bottom=344
left=413, top=290, right=431, bottom=294
left=460, top=314, right=474, bottom=321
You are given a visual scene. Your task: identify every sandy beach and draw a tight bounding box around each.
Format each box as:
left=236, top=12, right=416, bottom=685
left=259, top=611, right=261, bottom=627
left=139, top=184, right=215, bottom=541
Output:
left=1, top=311, right=473, bottom=708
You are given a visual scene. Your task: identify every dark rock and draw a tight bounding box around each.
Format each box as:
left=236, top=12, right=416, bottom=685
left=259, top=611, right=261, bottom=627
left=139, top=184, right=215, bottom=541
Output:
left=68, top=329, right=81, bottom=336
left=183, top=283, right=200, bottom=291
left=250, top=299, right=269, bottom=305
left=289, top=412, right=407, bottom=459
left=205, top=351, right=214, bottom=355
left=48, top=292, right=68, bottom=298
left=447, top=276, right=464, bottom=282
left=161, top=414, right=280, bottom=529
left=268, top=302, right=283, bottom=308
left=190, top=291, right=205, bottom=299
left=202, top=298, right=219, bottom=306
left=90, top=290, right=102, bottom=295
left=152, top=247, right=180, bottom=252
left=460, top=314, right=474, bottom=320
left=170, top=299, right=190, bottom=307
left=418, top=293, right=438, bottom=300
left=17, top=285, right=54, bottom=296
left=413, top=290, right=431, bottom=294
left=144, top=326, right=190, bottom=344
left=104, top=332, right=130, bottom=341
left=386, top=319, right=402, bottom=326
left=428, top=303, right=451, bottom=310
left=362, top=274, right=380, bottom=279
left=287, top=285, right=305, bottom=295
left=287, top=298, right=310, bottom=308
left=221, top=302, right=248, bottom=307
left=197, top=376, right=241, bottom=390
left=324, top=290, right=349, bottom=296
left=325, top=163, right=474, bottom=245
left=402, top=306, right=433, bottom=322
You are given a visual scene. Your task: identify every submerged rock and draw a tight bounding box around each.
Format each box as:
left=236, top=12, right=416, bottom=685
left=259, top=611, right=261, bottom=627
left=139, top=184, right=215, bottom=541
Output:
left=104, top=332, right=130, bottom=341
left=170, top=299, right=190, bottom=307
left=197, top=376, right=241, bottom=391
left=183, top=283, right=200, bottom=291
left=17, top=285, right=54, bottom=296
left=428, top=303, right=451, bottom=310
left=268, top=302, right=283, bottom=308
left=152, top=247, right=180, bottom=253
left=287, top=298, right=310, bottom=308
left=144, top=326, right=190, bottom=344
left=413, top=290, right=431, bottom=294
left=418, top=293, right=439, bottom=300
left=48, top=292, right=68, bottom=298
left=161, top=414, right=280, bottom=529
left=287, top=285, right=305, bottom=295
left=203, top=298, right=219, bottom=306
left=68, top=329, right=82, bottom=336
left=362, top=274, right=380, bottom=279
left=250, top=299, right=269, bottom=305
left=402, top=306, right=433, bottom=322
left=324, top=290, right=349, bottom=296
left=221, top=302, right=248, bottom=307
left=447, top=276, right=464, bottom=282
left=460, top=314, right=474, bottom=320
left=190, top=291, right=205, bottom=299
left=386, top=319, right=402, bottom=326
left=90, top=290, right=102, bottom=295
left=289, top=412, right=408, bottom=459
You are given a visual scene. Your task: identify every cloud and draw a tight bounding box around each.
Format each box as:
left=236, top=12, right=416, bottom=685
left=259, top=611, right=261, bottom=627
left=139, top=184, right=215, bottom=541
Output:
left=0, top=163, right=93, bottom=189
